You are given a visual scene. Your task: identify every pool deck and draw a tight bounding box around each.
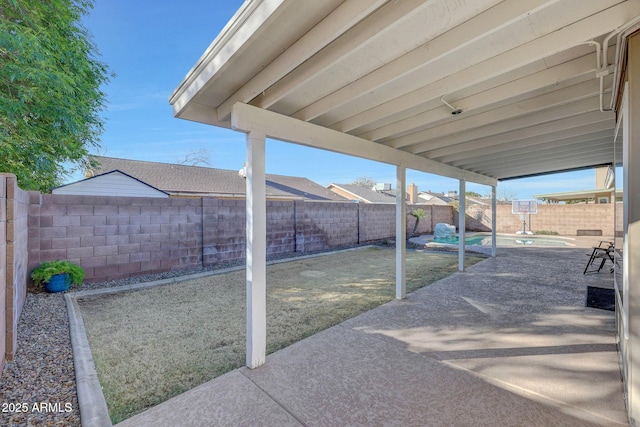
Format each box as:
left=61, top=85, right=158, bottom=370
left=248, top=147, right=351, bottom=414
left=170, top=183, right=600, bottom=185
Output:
left=410, top=233, right=612, bottom=254
left=113, top=242, right=625, bottom=427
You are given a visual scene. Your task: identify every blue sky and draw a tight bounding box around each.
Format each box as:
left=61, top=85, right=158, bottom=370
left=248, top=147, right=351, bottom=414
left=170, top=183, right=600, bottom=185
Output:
left=75, top=0, right=603, bottom=200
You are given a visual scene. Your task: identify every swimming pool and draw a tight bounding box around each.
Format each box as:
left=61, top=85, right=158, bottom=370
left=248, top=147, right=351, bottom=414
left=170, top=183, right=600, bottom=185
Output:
left=431, top=233, right=571, bottom=247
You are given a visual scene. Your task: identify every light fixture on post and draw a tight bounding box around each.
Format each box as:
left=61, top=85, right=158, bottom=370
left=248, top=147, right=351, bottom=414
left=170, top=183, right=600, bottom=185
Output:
left=440, top=95, right=463, bottom=115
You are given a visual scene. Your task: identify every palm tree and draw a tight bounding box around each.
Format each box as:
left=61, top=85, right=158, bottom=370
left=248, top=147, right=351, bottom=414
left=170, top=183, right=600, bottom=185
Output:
left=410, top=208, right=427, bottom=236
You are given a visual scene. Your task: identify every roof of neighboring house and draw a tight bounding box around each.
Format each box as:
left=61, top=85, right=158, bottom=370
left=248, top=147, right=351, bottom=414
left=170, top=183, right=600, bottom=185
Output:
left=327, top=183, right=396, bottom=204
left=53, top=170, right=169, bottom=197
left=417, top=191, right=491, bottom=206
left=534, top=188, right=621, bottom=202
left=87, top=156, right=347, bottom=201
left=418, top=192, right=453, bottom=206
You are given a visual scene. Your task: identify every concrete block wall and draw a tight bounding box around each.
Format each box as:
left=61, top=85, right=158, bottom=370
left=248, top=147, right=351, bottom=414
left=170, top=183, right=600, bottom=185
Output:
left=295, top=201, right=358, bottom=252
left=202, top=199, right=295, bottom=266
left=494, top=204, right=615, bottom=235
left=408, top=205, right=441, bottom=237
left=357, top=204, right=454, bottom=241
left=0, top=176, right=6, bottom=371
left=267, top=201, right=295, bottom=256
left=28, top=194, right=204, bottom=283
left=359, top=204, right=395, bottom=242
left=432, top=205, right=455, bottom=230
left=23, top=192, right=620, bottom=287
left=30, top=195, right=437, bottom=283
left=203, top=198, right=243, bottom=265
left=3, top=175, right=29, bottom=362
left=450, top=204, right=492, bottom=232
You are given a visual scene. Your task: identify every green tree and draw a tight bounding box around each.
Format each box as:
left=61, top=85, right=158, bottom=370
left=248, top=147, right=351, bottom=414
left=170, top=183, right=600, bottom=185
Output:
left=0, top=0, right=110, bottom=191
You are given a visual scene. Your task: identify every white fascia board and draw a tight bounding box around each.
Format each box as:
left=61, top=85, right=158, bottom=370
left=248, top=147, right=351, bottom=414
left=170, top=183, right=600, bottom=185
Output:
left=170, top=0, right=286, bottom=117
left=231, top=102, right=496, bottom=186
left=173, top=103, right=231, bottom=128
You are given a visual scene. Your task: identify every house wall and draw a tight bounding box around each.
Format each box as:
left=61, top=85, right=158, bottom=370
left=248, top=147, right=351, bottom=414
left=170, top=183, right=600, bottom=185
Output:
left=326, top=186, right=358, bottom=202
left=52, top=171, right=168, bottom=198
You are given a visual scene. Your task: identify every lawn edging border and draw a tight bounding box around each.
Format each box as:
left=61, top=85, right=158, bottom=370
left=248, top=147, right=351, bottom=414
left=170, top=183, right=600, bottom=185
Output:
left=65, top=294, right=112, bottom=427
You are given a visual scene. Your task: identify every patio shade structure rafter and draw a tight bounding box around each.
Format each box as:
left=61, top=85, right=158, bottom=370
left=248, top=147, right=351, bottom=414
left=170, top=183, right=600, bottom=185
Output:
left=171, top=0, right=639, bottom=182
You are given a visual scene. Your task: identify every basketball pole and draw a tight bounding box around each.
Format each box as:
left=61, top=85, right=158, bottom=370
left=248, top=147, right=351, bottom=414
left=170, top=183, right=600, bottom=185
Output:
left=512, top=200, right=537, bottom=235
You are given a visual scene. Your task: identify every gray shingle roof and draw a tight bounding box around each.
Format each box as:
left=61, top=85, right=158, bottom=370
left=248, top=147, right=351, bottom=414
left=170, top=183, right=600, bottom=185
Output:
left=327, top=183, right=397, bottom=204
left=89, top=156, right=347, bottom=201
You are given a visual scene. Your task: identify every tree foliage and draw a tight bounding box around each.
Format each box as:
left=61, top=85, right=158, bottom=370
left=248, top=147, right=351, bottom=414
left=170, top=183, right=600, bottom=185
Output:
left=410, top=208, right=427, bottom=236
left=351, top=176, right=376, bottom=189
left=0, top=0, right=110, bottom=191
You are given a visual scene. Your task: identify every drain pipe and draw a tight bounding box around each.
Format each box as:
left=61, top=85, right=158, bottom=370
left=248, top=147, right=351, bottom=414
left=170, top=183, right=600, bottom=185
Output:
left=580, top=40, right=606, bottom=112
left=600, top=15, right=640, bottom=112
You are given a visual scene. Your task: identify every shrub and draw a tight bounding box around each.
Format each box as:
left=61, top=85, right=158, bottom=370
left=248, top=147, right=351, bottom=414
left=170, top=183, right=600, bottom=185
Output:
left=30, top=260, right=85, bottom=287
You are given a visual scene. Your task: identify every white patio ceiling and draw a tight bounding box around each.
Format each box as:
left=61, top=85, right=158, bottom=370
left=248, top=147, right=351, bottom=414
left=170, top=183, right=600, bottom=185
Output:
left=170, top=0, right=640, bottom=184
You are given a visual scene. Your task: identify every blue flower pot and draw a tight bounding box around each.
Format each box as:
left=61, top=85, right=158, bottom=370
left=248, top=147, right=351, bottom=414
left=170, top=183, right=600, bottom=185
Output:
left=45, top=273, right=71, bottom=293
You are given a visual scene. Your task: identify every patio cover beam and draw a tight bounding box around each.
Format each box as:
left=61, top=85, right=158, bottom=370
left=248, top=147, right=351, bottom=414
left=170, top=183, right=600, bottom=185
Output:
left=231, top=102, right=496, bottom=186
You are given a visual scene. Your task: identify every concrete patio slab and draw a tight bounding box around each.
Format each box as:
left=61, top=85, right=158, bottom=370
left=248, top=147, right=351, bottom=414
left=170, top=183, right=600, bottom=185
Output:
left=114, top=247, right=626, bottom=426
left=116, top=370, right=302, bottom=427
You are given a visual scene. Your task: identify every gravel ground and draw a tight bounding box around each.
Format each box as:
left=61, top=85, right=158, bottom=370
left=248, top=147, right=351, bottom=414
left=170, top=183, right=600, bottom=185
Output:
left=0, top=241, right=442, bottom=426
left=0, top=293, right=80, bottom=427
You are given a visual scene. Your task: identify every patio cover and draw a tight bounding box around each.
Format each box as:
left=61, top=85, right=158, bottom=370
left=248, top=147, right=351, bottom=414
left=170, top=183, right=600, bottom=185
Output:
left=170, top=0, right=638, bottom=181
left=169, top=0, right=640, bottom=423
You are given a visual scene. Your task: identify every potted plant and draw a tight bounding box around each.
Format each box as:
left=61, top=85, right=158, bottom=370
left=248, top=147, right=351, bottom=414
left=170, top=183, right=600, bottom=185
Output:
left=30, top=260, right=85, bottom=293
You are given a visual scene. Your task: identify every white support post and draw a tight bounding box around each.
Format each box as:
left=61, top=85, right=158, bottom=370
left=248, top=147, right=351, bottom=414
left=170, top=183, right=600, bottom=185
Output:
left=246, top=131, right=267, bottom=369
left=396, top=165, right=406, bottom=299
left=458, top=179, right=466, bottom=271
left=491, top=185, right=497, bottom=257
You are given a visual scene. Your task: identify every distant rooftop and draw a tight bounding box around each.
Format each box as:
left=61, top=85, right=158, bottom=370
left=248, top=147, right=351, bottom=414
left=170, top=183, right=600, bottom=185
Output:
left=88, top=156, right=347, bottom=201
left=327, top=183, right=396, bottom=204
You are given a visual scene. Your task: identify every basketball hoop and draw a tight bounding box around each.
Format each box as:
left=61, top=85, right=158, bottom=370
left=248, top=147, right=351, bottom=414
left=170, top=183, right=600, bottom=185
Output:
left=512, top=200, right=537, bottom=234
left=512, top=200, right=537, bottom=215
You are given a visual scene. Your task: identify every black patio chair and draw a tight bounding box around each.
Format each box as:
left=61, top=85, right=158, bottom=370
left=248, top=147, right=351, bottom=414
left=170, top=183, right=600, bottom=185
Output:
left=584, top=241, right=615, bottom=274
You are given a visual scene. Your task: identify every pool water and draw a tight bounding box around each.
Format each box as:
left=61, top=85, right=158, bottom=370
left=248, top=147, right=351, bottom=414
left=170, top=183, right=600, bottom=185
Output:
left=433, top=234, right=569, bottom=247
